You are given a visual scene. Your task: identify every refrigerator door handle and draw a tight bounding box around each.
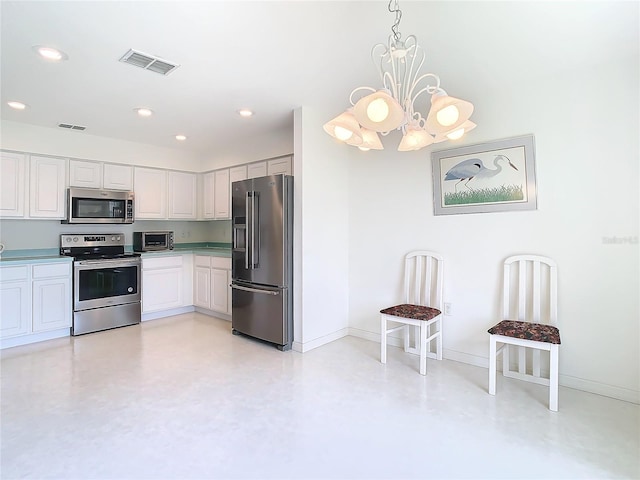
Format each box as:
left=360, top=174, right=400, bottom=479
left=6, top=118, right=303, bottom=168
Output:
left=231, top=283, right=280, bottom=296
left=252, top=191, right=259, bottom=268
left=245, top=192, right=250, bottom=269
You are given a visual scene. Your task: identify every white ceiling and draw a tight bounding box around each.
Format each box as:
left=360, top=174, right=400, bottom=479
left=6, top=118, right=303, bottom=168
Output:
left=1, top=1, right=637, bottom=155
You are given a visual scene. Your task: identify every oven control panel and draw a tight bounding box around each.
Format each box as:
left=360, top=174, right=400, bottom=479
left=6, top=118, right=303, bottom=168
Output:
left=60, top=234, right=125, bottom=247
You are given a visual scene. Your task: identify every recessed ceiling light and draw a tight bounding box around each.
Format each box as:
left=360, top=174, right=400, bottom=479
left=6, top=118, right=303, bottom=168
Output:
left=32, top=45, right=68, bottom=61
left=175, top=135, right=187, bottom=141
left=237, top=109, right=254, bottom=118
left=7, top=101, right=28, bottom=110
left=135, top=108, right=153, bottom=117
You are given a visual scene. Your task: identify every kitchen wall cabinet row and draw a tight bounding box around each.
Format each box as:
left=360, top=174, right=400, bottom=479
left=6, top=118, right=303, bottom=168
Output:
left=0, top=261, right=72, bottom=342
left=1, top=149, right=291, bottom=221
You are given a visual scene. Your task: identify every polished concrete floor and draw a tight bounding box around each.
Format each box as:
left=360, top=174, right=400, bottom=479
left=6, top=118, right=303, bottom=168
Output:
left=1, top=312, right=638, bottom=479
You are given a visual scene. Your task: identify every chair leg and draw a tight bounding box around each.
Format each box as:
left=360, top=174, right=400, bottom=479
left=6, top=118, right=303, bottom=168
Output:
left=419, top=322, right=427, bottom=375
left=489, top=335, right=497, bottom=395
left=549, top=344, right=559, bottom=411
left=380, top=316, right=387, bottom=365
left=403, top=325, right=411, bottom=352
left=436, top=318, right=443, bottom=361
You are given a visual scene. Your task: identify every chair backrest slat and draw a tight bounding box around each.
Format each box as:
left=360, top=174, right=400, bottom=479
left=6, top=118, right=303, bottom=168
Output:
left=403, top=250, right=443, bottom=309
left=503, top=254, right=557, bottom=326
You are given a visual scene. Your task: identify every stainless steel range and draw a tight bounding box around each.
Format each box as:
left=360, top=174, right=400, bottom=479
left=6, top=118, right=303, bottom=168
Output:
left=60, top=234, right=141, bottom=336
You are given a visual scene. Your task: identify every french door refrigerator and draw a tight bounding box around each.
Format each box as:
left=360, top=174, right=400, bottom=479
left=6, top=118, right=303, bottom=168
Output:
left=231, top=174, right=293, bottom=350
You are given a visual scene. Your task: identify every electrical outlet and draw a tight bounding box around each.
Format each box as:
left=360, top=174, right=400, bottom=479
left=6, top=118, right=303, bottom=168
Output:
left=444, top=303, right=452, bottom=316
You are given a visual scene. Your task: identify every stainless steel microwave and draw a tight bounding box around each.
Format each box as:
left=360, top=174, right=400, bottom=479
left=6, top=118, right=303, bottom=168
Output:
left=63, top=187, right=134, bottom=224
left=133, top=231, right=174, bottom=252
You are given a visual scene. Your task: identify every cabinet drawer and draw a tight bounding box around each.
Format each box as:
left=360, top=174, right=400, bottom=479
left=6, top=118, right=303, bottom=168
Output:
left=211, top=257, right=231, bottom=270
left=32, top=263, right=71, bottom=279
left=0, top=265, right=29, bottom=282
left=194, top=255, right=211, bottom=268
left=143, top=255, right=183, bottom=270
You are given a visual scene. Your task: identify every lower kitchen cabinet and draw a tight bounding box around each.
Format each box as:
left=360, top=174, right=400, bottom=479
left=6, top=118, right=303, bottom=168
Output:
left=193, top=255, right=231, bottom=316
left=141, top=254, right=193, bottom=314
left=0, top=261, right=72, bottom=342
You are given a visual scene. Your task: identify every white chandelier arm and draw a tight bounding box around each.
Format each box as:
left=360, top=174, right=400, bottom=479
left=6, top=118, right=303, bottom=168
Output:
left=349, top=86, right=376, bottom=106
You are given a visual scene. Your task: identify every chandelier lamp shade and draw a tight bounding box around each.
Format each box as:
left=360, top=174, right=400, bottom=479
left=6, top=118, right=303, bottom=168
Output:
left=323, top=0, right=476, bottom=152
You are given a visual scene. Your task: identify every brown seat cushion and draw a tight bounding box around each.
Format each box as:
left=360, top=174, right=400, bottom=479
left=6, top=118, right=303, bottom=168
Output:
left=488, top=320, right=561, bottom=344
left=380, top=303, right=441, bottom=321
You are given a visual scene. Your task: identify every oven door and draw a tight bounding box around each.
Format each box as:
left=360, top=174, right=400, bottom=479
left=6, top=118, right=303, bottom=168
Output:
left=74, top=258, right=141, bottom=311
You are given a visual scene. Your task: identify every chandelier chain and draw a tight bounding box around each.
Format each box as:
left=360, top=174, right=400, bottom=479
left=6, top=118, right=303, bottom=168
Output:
left=388, top=0, right=402, bottom=42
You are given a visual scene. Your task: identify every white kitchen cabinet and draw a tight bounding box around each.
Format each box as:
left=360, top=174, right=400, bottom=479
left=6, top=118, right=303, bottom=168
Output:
left=29, top=155, right=67, bottom=219
left=1, top=261, right=72, bottom=342
left=0, top=266, right=31, bottom=338
left=229, top=165, right=247, bottom=184
left=268, top=156, right=292, bottom=176
left=142, top=255, right=192, bottom=314
left=69, top=160, right=133, bottom=191
left=31, top=263, right=72, bottom=333
left=193, top=255, right=232, bottom=316
left=168, top=171, right=197, bottom=219
left=135, top=167, right=167, bottom=219
left=201, top=171, right=216, bottom=219
left=214, top=169, right=230, bottom=219
left=103, top=164, right=133, bottom=190
left=247, top=161, right=267, bottom=179
left=69, top=159, right=102, bottom=188
left=0, top=151, right=26, bottom=217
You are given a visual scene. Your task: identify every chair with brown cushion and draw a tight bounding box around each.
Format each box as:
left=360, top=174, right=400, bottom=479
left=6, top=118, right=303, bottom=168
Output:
left=380, top=251, right=443, bottom=375
left=488, top=254, right=561, bottom=411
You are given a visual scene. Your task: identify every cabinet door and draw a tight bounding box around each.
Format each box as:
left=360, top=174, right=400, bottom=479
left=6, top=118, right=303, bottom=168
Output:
left=29, top=155, right=67, bottom=218
left=69, top=160, right=102, bottom=188
left=142, top=268, right=183, bottom=312
left=211, top=268, right=229, bottom=313
left=267, top=156, right=292, bottom=176
left=202, top=172, right=216, bottom=219
left=0, top=280, right=31, bottom=338
left=229, top=165, right=247, bottom=184
left=1, top=151, right=26, bottom=217
left=214, top=169, right=230, bottom=219
left=32, top=277, right=72, bottom=332
left=168, top=171, right=197, bottom=219
left=103, top=164, right=133, bottom=190
left=247, top=162, right=267, bottom=179
left=194, top=266, right=211, bottom=308
left=134, top=167, right=167, bottom=219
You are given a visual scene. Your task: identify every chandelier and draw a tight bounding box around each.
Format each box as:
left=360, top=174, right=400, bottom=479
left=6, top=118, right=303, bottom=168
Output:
left=323, top=0, right=476, bottom=152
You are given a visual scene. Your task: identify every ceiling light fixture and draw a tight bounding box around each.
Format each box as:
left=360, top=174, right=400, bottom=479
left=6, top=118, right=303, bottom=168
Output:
left=7, top=101, right=28, bottom=110
left=135, top=108, right=153, bottom=117
left=237, top=109, right=254, bottom=118
left=32, top=45, right=68, bottom=62
left=323, top=0, right=476, bottom=152
left=175, top=135, right=187, bottom=141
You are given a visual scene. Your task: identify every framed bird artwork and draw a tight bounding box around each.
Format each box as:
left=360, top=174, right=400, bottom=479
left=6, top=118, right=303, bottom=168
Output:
left=431, top=134, right=537, bottom=215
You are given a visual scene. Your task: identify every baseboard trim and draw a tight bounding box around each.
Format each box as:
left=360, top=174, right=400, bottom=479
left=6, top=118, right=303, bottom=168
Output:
left=347, top=328, right=639, bottom=404
left=142, top=305, right=194, bottom=322
left=1, top=327, right=69, bottom=350
left=193, top=306, right=231, bottom=322
left=293, top=328, right=348, bottom=353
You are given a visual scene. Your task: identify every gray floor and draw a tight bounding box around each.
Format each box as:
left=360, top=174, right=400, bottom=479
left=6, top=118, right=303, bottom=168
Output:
left=1, top=312, right=638, bottom=479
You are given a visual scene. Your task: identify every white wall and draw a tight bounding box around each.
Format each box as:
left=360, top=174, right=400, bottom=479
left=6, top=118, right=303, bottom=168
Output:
left=345, top=30, right=639, bottom=400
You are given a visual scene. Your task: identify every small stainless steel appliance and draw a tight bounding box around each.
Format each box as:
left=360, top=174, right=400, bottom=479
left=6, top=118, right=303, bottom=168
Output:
left=60, top=233, right=141, bottom=335
left=63, top=187, right=134, bottom=224
left=231, top=174, right=293, bottom=350
left=133, top=231, right=174, bottom=252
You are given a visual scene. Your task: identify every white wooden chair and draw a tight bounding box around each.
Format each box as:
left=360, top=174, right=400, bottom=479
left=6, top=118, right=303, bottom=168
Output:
left=380, top=251, right=443, bottom=375
left=488, top=255, right=561, bottom=411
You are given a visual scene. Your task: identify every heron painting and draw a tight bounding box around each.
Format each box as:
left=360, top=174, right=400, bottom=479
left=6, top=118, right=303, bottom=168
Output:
left=431, top=135, right=537, bottom=215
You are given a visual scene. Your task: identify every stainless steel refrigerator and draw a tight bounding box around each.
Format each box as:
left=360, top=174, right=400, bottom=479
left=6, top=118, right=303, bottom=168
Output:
left=231, top=174, right=293, bottom=350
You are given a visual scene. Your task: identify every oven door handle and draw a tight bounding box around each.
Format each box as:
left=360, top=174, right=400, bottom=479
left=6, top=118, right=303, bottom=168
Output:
left=75, top=259, right=141, bottom=268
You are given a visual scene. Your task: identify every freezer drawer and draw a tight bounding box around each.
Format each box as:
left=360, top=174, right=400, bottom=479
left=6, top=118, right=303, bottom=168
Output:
left=231, top=282, right=291, bottom=350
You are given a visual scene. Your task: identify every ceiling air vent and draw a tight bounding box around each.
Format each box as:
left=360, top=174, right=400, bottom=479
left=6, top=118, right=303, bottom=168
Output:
left=119, top=49, right=180, bottom=76
left=58, top=123, right=86, bottom=131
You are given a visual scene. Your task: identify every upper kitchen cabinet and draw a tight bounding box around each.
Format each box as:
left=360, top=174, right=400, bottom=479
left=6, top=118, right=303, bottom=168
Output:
left=1, top=151, right=26, bottom=217
left=267, top=156, right=292, bottom=176
left=214, top=169, right=230, bottom=219
left=201, top=171, right=216, bottom=219
left=69, top=160, right=133, bottom=191
left=247, top=162, right=267, bottom=179
left=134, top=167, right=167, bottom=219
left=229, top=165, right=247, bottom=185
left=29, top=155, right=67, bottom=219
left=168, top=171, right=197, bottom=219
